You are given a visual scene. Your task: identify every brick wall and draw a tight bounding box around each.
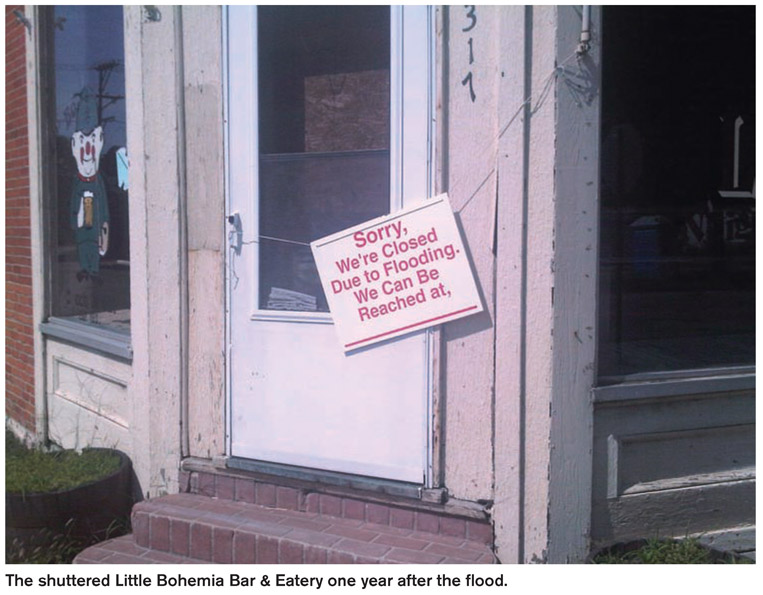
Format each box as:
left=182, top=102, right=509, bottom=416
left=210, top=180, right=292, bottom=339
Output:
left=5, top=6, right=36, bottom=431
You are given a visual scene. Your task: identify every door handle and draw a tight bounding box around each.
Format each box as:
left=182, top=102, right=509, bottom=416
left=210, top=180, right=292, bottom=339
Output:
left=227, top=211, right=243, bottom=255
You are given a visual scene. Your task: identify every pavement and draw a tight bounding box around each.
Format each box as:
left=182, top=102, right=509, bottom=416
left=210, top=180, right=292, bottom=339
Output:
left=694, top=526, right=755, bottom=562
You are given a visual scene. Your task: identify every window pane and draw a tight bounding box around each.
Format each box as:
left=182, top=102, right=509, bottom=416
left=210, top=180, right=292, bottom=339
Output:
left=257, top=6, right=390, bottom=312
left=599, top=7, right=755, bottom=377
left=49, top=6, right=130, bottom=330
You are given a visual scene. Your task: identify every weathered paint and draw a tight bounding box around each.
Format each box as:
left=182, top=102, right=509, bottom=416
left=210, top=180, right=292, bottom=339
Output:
left=592, top=390, right=756, bottom=543
left=182, top=6, right=226, bottom=460
left=46, top=340, right=131, bottom=450
left=520, top=5, right=557, bottom=562
left=188, top=249, right=225, bottom=458
left=125, top=6, right=183, bottom=498
left=443, top=4, right=499, bottom=503
left=122, top=5, right=148, bottom=495
left=430, top=6, right=447, bottom=490
left=493, top=4, right=530, bottom=565
left=546, top=5, right=599, bottom=563
left=24, top=5, right=48, bottom=442
left=444, top=6, right=600, bottom=562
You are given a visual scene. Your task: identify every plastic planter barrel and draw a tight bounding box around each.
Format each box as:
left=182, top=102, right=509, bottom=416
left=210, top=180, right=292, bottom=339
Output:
left=6, top=448, right=133, bottom=548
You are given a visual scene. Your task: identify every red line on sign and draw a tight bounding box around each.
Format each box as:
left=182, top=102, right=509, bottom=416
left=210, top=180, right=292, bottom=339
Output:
left=344, top=305, right=480, bottom=349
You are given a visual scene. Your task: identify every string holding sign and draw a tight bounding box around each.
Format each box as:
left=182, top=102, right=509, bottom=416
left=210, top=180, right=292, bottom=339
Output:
left=227, top=227, right=311, bottom=289
left=449, top=50, right=581, bottom=218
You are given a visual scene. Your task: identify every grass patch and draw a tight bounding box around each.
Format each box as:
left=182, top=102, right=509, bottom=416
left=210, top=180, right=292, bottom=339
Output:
left=6, top=430, right=121, bottom=494
left=7, top=520, right=90, bottom=564
left=6, top=517, right=130, bottom=564
left=592, top=538, right=753, bottom=564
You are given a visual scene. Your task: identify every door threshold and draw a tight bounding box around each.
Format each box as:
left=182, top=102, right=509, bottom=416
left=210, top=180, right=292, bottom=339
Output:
left=226, top=456, right=423, bottom=500
left=180, top=456, right=492, bottom=529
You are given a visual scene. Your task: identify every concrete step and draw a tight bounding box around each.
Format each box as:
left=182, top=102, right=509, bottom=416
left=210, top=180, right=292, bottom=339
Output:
left=75, top=493, right=495, bottom=564
left=693, top=525, right=756, bottom=562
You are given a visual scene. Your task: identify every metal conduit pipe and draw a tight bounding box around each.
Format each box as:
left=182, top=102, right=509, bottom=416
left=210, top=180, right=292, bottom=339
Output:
left=578, top=5, right=592, bottom=55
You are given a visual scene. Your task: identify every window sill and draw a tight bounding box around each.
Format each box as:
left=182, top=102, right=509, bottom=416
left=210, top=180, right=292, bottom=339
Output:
left=40, top=316, right=132, bottom=361
left=593, top=367, right=755, bottom=404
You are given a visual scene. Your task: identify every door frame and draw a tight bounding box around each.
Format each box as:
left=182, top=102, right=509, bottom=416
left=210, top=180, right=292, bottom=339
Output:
left=222, top=5, right=438, bottom=492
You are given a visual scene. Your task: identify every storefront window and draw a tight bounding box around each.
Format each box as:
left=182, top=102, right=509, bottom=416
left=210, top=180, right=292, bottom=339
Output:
left=44, top=6, right=130, bottom=332
left=598, top=7, right=755, bottom=379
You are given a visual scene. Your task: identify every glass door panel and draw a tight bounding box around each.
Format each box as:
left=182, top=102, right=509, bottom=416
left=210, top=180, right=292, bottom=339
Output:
left=257, top=7, right=391, bottom=312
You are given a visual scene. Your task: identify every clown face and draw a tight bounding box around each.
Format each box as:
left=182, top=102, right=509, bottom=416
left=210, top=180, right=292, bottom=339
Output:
left=71, top=125, right=104, bottom=179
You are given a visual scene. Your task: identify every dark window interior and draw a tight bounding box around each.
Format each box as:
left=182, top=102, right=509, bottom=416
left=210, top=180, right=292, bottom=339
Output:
left=599, top=7, right=755, bottom=378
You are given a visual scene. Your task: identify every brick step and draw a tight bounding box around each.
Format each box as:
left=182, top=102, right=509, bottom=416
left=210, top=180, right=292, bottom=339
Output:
left=74, top=534, right=206, bottom=564
left=75, top=493, right=495, bottom=564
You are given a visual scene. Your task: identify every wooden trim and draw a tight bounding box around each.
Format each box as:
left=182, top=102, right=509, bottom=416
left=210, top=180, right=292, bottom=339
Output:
left=594, top=372, right=755, bottom=404
left=41, top=317, right=132, bottom=360
left=493, top=4, right=530, bottom=564
left=546, top=5, right=601, bottom=563
left=25, top=5, right=53, bottom=441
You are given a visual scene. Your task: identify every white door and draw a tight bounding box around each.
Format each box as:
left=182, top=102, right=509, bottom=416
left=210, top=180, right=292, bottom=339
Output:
left=226, top=6, right=433, bottom=484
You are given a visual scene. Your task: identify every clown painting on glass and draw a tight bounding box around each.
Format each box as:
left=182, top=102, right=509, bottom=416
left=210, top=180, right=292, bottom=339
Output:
left=69, top=87, right=110, bottom=282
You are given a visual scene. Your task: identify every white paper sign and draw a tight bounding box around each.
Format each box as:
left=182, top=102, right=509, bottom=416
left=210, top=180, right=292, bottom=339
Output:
left=311, top=194, right=483, bottom=351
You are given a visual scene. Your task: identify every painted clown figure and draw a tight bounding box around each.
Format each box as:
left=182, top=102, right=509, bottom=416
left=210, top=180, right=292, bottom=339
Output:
left=69, top=87, right=109, bottom=281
